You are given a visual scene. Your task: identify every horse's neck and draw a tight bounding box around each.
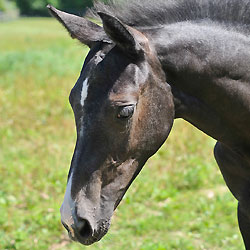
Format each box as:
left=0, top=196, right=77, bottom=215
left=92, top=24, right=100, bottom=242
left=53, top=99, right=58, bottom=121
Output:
left=150, top=22, right=250, bottom=149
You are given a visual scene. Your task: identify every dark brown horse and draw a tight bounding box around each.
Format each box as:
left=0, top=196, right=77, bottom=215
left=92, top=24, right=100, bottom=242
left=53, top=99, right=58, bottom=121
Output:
left=48, top=0, right=250, bottom=248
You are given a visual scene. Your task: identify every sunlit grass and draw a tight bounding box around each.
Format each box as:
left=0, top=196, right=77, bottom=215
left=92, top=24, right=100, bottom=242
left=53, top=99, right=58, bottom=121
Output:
left=0, top=18, right=243, bottom=249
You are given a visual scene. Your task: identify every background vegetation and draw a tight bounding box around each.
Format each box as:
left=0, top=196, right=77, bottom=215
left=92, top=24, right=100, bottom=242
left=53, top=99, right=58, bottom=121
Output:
left=0, top=0, right=97, bottom=16
left=14, top=0, right=93, bottom=16
left=0, top=18, right=245, bottom=249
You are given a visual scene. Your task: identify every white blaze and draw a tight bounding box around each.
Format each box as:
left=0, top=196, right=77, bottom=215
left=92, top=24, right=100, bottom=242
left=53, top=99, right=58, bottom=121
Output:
left=60, top=174, right=75, bottom=232
left=61, top=78, right=90, bottom=235
left=80, top=78, right=89, bottom=107
left=79, top=78, right=89, bottom=138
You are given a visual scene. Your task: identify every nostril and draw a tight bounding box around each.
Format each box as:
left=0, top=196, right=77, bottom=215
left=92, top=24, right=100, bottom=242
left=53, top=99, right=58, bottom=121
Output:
left=61, top=221, right=76, bottom=240
left=62, top=221, right=70, bottom=232
left=76, top=219, right=93, bottom=239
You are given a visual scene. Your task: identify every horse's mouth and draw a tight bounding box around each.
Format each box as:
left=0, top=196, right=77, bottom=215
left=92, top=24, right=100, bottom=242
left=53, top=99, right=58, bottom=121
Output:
left=65, top=219, right=111, bottom=245
left=67, top=229, right=98, bottom=246
left=73, top=230, right=108, bottom=246
left=71, top=234, right=98, bottom=246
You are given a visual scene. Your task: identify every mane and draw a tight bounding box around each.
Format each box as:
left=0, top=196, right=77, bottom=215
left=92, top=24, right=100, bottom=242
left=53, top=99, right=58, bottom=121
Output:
left=88, top=0, right=250, bottom=32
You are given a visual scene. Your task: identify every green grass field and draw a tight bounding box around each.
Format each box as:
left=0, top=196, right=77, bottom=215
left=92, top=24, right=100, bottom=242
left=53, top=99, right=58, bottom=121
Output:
left=0, top=18, right=244, bottom=250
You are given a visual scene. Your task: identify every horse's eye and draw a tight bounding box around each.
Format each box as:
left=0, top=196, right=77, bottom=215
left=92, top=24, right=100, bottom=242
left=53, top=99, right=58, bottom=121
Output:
left=117, top=105, right=135, bottom=119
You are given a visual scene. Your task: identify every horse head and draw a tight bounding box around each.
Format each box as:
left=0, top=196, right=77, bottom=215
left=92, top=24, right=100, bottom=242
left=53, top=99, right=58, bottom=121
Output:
left=48, top=5, right=174, bottom=245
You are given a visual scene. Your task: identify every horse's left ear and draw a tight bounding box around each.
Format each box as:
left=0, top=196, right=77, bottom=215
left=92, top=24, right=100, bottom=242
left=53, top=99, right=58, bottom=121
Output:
left=47, top=5, right=110, bottom=47
left=98, top=12, right=148, bottom=58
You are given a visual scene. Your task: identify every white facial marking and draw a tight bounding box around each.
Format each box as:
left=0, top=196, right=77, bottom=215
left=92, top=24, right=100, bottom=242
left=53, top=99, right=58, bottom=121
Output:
left=60, top=174, right=75, bottom=233
left=79, top=117, right=84, bottom=139
left=80, top=78, right=89, bottom=107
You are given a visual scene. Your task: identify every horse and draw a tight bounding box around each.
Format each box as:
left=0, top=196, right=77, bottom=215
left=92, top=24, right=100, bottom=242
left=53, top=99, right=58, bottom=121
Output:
left=48, top=0, right=250, bottom=248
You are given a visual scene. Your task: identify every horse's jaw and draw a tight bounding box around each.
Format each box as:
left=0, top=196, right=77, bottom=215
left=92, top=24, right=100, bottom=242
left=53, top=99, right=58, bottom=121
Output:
left=60, top=158, right=143, bottom=245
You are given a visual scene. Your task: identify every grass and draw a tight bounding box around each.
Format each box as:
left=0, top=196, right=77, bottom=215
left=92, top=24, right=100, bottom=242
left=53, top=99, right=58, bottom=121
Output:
left=0, top=18, right=244, bottom=250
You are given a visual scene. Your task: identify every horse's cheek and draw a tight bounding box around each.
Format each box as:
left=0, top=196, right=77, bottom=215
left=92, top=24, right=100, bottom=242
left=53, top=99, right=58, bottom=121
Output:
left=129, top=84, right=174, bottom=156
left=152, top=85, right=175, bottom=145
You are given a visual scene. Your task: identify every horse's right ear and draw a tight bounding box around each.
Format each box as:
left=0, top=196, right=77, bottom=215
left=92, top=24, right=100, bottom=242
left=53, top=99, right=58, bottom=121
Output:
left=98, top=12, right=148, bottom=58
left=47, top=5, right=111, bottom=47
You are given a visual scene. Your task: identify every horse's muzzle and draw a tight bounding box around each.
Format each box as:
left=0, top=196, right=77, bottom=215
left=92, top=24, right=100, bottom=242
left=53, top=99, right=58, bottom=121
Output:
left=61, top=211, right=110, bottom=245
left=61, top=216, right=97, bottom=245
